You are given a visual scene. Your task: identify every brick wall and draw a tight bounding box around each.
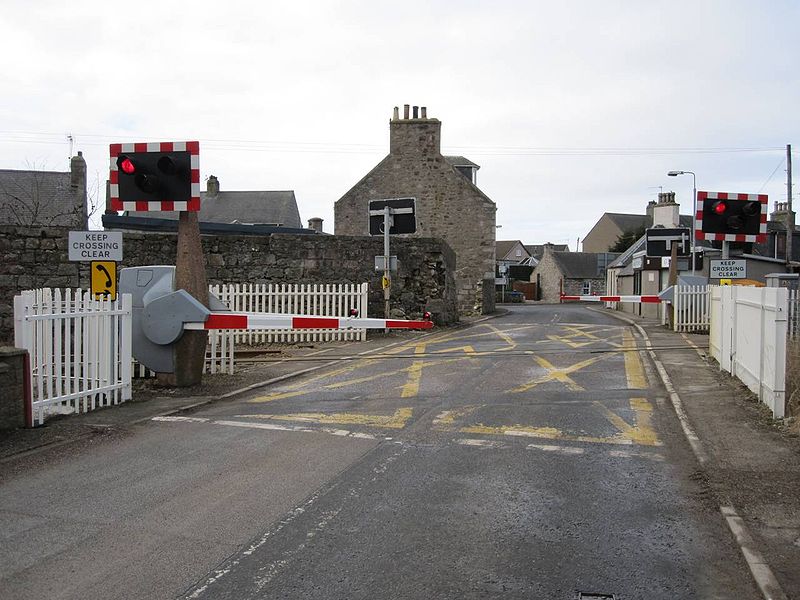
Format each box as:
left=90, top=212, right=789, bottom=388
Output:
left=0, top=225, right=458, bottom=343
left=334, top=109, right=496, bottom=316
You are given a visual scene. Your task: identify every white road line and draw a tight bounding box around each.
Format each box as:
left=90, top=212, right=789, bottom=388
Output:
left=151, top=416, right=380, bottom=440
left=455, top=439, right=506, bottom=449
left=721, top=506, right=789, bottom=600
left=527, top=443, right=584, bottom=455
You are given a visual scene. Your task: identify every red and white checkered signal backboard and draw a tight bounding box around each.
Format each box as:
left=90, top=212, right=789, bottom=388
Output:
left=109, top=141, right=200, bottom=212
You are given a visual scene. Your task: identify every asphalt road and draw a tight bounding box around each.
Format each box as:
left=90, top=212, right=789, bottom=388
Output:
left=0, top=304, right=760, bottom=599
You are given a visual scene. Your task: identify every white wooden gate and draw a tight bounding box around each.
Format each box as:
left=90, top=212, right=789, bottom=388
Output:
left=672, top=284, right=711, bottom=332
left=14, top=289, right=132, bottom=425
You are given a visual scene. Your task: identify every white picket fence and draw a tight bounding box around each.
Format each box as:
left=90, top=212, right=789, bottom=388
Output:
left=709, top=285, right=788, bottom=418
left=14, top=288, right=132, bottom=425
left=672, top=285, right=711, bottom=332
left=210, top=282, right=369, bottom=344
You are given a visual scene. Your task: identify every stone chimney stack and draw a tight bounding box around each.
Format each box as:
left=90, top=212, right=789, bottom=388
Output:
left=770, top=201, right=795, bottom=228
left=69, top=150, right=88, bottom=228
left=646, top=200, right=657, bottom=226
left=308, top=217, right=323, bottom=233
left=389, top=103, right=441, bottom=157
left=206, top=175, right=219, bottom=197
left=652, top=191, right=679, bottom=228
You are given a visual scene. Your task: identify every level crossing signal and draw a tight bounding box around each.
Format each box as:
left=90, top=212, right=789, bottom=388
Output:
left=109, top=141, right=200, bottom=212
left=696, top=191, right=767, bottom=242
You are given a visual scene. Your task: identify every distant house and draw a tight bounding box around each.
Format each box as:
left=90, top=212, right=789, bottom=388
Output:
left=103, top=175, right=318, bottom=235
left=582, top=200, right=693, bottom=252
left=334, top=105, right=497, bottom=316
left=525, top=243, right=570, bottom=262
left=531, top=246, right=619, bottom=302
left=496, top=240, right=531, bottom=267
left=0, top=153, right=88, bottom=228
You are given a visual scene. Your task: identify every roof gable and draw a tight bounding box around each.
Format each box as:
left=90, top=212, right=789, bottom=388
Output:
left=0, top=169, right=78, bottom=226
left=496, top=240, right=530, bottom=261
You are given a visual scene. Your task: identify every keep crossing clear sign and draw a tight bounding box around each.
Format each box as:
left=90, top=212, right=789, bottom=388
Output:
left=710, top=259, right=747, bottom=279
left=68, top=231, right=123, bottom=261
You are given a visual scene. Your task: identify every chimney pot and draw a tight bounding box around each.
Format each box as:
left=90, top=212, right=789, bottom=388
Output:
left=206, top=174, right=219, bottom=196
left=403, top=104, right=410, bottom=119
left=308, top=217, right=323, bottom=233
left=412, top=106, right=419, bottom=118
left=393, top=106, right=399, bottom=120
left=421, top=106, right=427, bottom=118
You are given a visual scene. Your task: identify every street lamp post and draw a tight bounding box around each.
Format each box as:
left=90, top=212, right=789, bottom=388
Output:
left=667, top=170, right=697, bottom=276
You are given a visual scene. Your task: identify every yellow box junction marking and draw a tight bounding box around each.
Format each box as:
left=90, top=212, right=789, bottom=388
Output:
left=622, top=329, right=647, bottom=389
left=401, top=343, right=428, bottom=398
left=593, top=398, right=660, bottom=446
left=238, top=408, right=413, bottom=429
left=432, top=406, right=480, bottom=427
left=456, top=397, right=660, bottom=447
left=507, top=354, right=608, bottom=393
left=546, top=325, right=623, bottom=349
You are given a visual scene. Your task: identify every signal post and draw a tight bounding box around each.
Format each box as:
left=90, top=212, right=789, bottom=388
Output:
left=110, top=141, right=207, bottom=386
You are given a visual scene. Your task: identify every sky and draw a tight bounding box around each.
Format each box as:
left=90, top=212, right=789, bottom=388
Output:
left=2, top=0, right=798, bottom=250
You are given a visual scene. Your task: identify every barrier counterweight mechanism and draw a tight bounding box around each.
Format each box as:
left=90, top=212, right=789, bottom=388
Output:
left=120, top=266, right=432, bottom=374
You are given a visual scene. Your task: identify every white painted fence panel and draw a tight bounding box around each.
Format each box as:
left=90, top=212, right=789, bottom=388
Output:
left=14, top=289, right=132, bottom=425
left=673, top=285, right=711, bottom=332
left=709, top=286, right=787, bottom=418
left=209, top=282, right=369, bottom=344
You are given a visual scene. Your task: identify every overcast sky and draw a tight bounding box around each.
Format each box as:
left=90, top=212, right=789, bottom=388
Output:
left=2, top=0, right=798, bottom=249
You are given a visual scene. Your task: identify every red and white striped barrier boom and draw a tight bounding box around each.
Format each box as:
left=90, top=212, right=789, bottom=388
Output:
left=184, top=312, right=434, bottom=331
left=560, top=294, right=663, bottom=303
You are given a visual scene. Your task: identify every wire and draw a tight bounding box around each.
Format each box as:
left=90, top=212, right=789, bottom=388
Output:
left=758, top=156, right=786, bottom=192
left=0, top=130, right=787, bottom=157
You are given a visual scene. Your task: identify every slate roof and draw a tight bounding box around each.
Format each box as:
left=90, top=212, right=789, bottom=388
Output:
left=125, top=190, right=303, bottom=228
left=444, top=156, right=480, bottom=169
left=552, top=251, right=619, bottom=279
left=0, top=169, right=79, bottom=226
left=552, top=252, right=602, bottom=279
left=605, top=212, right=693, bottom=232
left=525, top=244, right=570, bottom=260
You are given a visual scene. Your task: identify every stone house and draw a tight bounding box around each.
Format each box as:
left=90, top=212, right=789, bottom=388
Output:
left=0, top=153, right=88, bottom=228
left=531, top=245, right=619, bottom=303
left=334, top=105, right=497, bottom=316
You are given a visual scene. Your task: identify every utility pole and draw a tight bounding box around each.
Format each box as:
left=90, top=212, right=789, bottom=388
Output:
left=787, top=144, right=794, bottom=269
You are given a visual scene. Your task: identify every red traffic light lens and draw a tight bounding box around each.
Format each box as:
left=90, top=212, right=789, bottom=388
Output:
left=712, top=201, right=727, bottom=215
left=118, top=156, right=136, bottom=175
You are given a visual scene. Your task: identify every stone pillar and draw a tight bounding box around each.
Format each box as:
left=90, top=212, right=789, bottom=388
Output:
left=157, top=212, right=208, bottom=387
left=0, top=348, right=30, bottom=429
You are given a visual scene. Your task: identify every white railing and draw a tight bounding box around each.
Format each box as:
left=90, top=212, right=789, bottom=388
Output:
left=14, top=288, right=132, bottom=425
left=672, top=284, right=711, bottom=332
left=709, top=285, right=788, bottom=418
left=210, top=282, right=369, bottom=344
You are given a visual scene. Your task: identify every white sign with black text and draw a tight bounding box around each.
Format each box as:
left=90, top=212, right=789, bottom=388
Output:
left=710, top=259, right=746, bottom=279
left=68, top=231, right=123, bottom=262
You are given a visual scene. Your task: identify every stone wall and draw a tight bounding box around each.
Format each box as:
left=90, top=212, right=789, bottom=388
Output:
left=0, top=348, right=28, bottom=429
left=0, top=225, right=458, bottom=343
left=334, top=109, right=496, bottom=316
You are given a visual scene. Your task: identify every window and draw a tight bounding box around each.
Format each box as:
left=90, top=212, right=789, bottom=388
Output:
left=582, top=281, right=591, bottom=295
left=515, top=248, right=522, bottom=257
